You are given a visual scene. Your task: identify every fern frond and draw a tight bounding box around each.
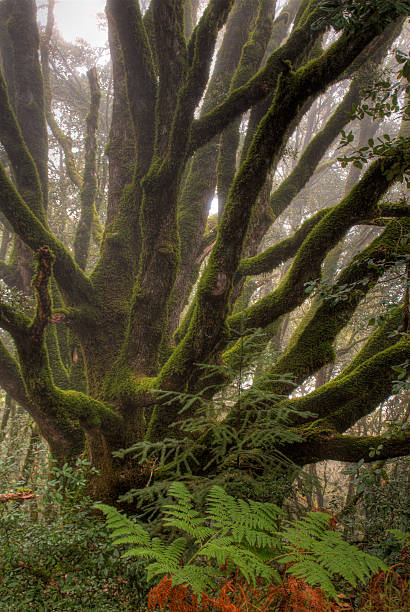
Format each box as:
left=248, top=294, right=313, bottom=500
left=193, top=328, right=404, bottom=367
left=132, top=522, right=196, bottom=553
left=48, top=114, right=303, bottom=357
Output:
left=206, top=485, right=282, bottom=536
left=160, top=537, right=187, bottom=567
left=94, top=503, right=150, bottom=546
left=98, top=488, right=386, bottom=602
left=171, top=565, right=220, bottom=595
left=163, top=482, right=215, bottom=541
left=289, top=559, right=338, bottom=599
left=122, top=547, right=161, bottom=560
left=282, top=511, right=387, bottom=599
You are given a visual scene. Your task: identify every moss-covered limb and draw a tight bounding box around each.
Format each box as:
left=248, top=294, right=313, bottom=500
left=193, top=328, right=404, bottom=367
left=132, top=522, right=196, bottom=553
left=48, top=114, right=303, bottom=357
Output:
left=105, top=16, right=136, bottom=224
left=340, top=307, right=405, bottom=379
left=197, top=0, right=259, bottom=121
left=24, top=248, right=71, bottom=389
left=0, top=258, right=84, bottom=456
left=270, top=82, right=362, bottom=217
left=158, top=73, right=306, bottom=390
left=45, top=325, right=70, bottom=390
left=240, top=0, right=316, bottom=163
left=284, top=336, right=410, bottom=437
left=30, top=246, right=55, bottom=346
left=216, top=0, right=276, bottom=216
left=228, top=144, right=408, bottom=338
left=258, top=20, right=398, bottom=215
left=168, top=0, right=235, bottom=162
left=73, top=68, right=101, bottom=271
left=106, top=0, right=156, bottom=177
left=0, top=164, right=95, bottom=306
left=158, top=76, right=317, bottom=393
left=237, top=208, right=329, bottom=278
left=1, top=0, right=49, bottom=210
left=0, top=68, right=45, bottom=223
left=297, top=431, right=410, bottom=465
left=0, top=339, right=84, bottom=461
left=169, top=1, right=259, bottom=336
left=40, top=0, right=82, bottom=190
left=152, top=0, right=187, bottom=158
left=157, top=19, right=402, bottom=394
left=378, top=201, right=410, bottom=218
left=10, top=249, right=121, bottom=435
left=259, top=220, right=410, bottom=395
left=121, top=0, right=235, bottom=376
left=188, top=0, right=323, bottom=154
left=0, top=298, right=30, bottom=339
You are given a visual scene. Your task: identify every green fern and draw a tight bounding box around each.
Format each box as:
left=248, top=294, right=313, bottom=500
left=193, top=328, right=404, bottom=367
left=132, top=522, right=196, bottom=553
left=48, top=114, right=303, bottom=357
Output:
left=96, top=483, right=282, bottom=594
left=281, top=511, right=388, bottom=598
left=95, top=485, right=387, bottom=599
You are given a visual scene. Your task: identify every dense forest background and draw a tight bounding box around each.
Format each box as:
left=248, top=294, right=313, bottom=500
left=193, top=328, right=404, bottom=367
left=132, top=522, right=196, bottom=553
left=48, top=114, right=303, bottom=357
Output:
left=0, top=0, right=409, bottom=609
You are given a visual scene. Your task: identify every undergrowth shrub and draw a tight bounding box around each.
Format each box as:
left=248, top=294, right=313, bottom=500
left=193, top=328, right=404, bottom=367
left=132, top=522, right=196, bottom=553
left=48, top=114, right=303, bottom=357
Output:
left=0, top=454, right=149, bottom=611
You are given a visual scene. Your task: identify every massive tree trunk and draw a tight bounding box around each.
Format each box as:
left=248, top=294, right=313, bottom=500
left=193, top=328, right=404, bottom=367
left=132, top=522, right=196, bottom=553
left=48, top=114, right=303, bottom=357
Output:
left=0, top=0, right=409, bottom=504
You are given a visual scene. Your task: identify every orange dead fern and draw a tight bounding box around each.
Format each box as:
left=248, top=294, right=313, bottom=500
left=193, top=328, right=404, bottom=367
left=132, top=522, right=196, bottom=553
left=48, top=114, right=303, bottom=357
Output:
left=146, top=573, right=354, bottom=612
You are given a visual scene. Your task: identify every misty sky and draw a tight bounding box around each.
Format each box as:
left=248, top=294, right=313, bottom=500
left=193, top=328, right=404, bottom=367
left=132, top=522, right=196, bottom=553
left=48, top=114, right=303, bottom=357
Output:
left=53, top=0, right=107, bottom=46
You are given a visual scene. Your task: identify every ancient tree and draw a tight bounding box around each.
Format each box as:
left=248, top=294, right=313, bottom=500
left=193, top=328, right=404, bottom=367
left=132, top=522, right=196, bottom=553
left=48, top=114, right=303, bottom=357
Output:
left=0, top=0, right=409, bottom=503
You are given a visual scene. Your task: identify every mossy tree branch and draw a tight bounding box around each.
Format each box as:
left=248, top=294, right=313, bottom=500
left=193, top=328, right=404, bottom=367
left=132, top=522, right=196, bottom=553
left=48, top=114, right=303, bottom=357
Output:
left=106, top=0, right=157, bottom=177
left=281, top=335, right=410, bottom=437
left=0, top=164, right=94, bottom=306
left=0, top=337, right=83, bottom=461
left=236, top=208, right=329, bottom=278
left=270, top=80, right=361, bottom=217
left=169, top=0, right=261, bottom=336
left=73, top=68, right=101, bottom=271
left=216, top=0, right=276, bottom=215
left=0, top=68, right=45, bottom=223
left=261, top=218, right=410, bottom=394
left=227, top=149, right=409, bottom=339
left=105, top=13, right=136, bottom=224
left=295, top=431, right=410, bottom=464
left=156, top=17, right=396, bottom=399
left=0, top=298, right=29, bottom=339
left=239, top=0, right=321, bottom=164
left=188, top=0, right=323, bottom=153
left=378, top=201, right=410, bottom=218
left=9, top=248, right=121, bottom=437
left=0, top=0, right=49, bottom=208
left=152, top=0, right=186, bottom=157
left=0, top=251, right=101, bottom=459
left=120, top=0, right=234, bottom=376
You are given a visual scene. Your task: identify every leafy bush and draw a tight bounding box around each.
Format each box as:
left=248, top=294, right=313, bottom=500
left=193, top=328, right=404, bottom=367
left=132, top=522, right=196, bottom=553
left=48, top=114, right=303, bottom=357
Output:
left=0, top=456, right=149, bottom=611
left=340, top=457, right=410, bottom=564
